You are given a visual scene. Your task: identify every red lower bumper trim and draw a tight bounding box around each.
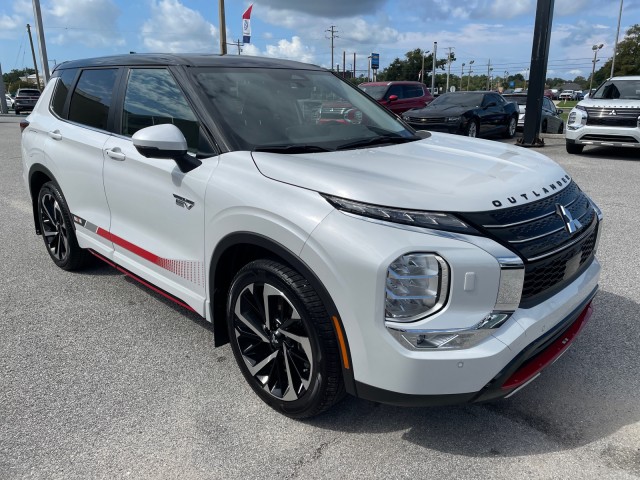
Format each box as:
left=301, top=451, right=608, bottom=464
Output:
left=501, top=301, right=593, bottom=390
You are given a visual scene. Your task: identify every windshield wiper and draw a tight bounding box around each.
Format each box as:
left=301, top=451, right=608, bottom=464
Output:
left=253, top=144, right=331, bottom=154
left=336, top=135, right=420, bottom=151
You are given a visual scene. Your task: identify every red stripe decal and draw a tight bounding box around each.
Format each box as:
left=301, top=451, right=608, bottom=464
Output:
left=96, top=227, right=160, bottom=264
left=89, top=250, right=196, bottom=312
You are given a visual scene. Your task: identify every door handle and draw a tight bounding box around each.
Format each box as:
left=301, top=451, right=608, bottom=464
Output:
left=48, top=130, right=62, bottom=141
left=105, top=148, right=126, bottom=161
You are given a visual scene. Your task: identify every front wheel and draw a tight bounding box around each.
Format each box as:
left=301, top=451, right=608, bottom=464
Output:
left=227, top=259, right=344, bottom=418
left=465, top=119, right=479, bottom=138
left=557, top=122, right=564, bottom=134
left=37, top=181, right=91, bottom=270
left=503, top=115, right=517, bottom=138
left=566, top=141, right=584, bottom=154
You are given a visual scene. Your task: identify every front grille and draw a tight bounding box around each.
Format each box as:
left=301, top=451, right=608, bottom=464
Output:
left=405, top=117, right=445, bottom=124
left=585, top=107, right=640, bottom=128
left=458, top=182, right=599, bottom=303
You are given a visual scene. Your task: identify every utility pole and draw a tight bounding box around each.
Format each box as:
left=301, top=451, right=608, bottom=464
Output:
left=431, top=41, right=438, bottom=94
left=32, top=0, right=50, bottom=83
left=218, top=0, right=227, bottom=54
left=486, top=59, right=491, bottom=90
left=326, top=26, right=338, bottom=71
left=228, top=39, right=242, bottom=54
left=26, top=24, right=41, bottom=88
left=460, top=63, right=465, bottom=90
left=611, top=0, right=623, bottom=78
left=342, top=50, right=346, bottom=78
left=467, top=59, right=474, bottom=91
left=0, top=63, right=8, bottom=114
left=445, top=47, right=454, bottom=92
left=353, top=52, right=356, bottom=78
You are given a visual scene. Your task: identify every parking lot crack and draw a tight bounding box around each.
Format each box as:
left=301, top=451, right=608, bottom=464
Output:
left=287, top=440, right=333, bottom=479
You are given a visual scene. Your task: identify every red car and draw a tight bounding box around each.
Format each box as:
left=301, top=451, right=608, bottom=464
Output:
left=359, top=81, right=434, bottom=115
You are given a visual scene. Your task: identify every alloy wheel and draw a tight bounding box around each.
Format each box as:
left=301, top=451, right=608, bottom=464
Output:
left=509, top=117, right=516, bottom=136
left=468, top=121, right=477, bottom=137
left=39, top=192, right=70, bottom=262
left=232, top=282, right=313, bottom=401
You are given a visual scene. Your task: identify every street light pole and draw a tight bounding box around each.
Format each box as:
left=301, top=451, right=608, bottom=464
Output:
left=459, top=63, right=465, bottom=90
left=431, top=41, right=437, bottom=94
left=589, top=43, right=604, bottom=93
left=466, top=59, right=474, bottom=91
left=611, top=0, right=623, bottom=78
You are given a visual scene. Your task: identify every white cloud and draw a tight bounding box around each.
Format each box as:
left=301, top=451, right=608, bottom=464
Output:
left=264, top=36, right=315, bottom=63
left=141, top=0, right=218, bottom=53
left=46, top=0, right=124, bottom=48
left=0, top=0, right=31, bottom=39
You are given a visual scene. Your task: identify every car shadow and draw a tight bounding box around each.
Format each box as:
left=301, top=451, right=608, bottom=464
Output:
left=305, top=290, right=640, bottom=460
left=575, top=146, right=639, bottom=161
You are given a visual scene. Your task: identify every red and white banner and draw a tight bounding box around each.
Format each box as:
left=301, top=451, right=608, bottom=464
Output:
left=242, top=4, right=253, bottom=44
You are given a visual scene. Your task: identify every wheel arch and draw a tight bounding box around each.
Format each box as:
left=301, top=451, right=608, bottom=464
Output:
left=28, top=164, right=57, bottom=235
left=209, top=232, right=356, bottom=395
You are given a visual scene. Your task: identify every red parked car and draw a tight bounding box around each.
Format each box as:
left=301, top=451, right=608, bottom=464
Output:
left=358, top=81, right=434, bottom=115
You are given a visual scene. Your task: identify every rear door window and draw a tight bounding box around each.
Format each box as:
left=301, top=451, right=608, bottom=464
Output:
left=402, top=85, right=424, bottom=98
left=68, top=68, right=118, bottom=130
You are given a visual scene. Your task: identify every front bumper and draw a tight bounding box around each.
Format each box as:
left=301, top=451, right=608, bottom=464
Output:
left=356, top=288, right=596, bottom=406
left=566, top=125, right=640, bottom=148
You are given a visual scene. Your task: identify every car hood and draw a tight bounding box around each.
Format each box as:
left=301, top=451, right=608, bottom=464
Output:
left=578, top=98, right=640, bottom=109
left=251, top=132, right=569, bottom=212
left=407, top=104, right=469, bottom=116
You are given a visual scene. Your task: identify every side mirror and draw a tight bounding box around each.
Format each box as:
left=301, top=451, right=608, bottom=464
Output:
left=557, top=109, right=563, bottom=114
left=387, top=94, right=399, bottom=102
left=132, top=124, right=201, bottom=173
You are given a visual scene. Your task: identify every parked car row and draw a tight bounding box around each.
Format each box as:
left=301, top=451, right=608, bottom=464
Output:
left=502, top=93, right=564, bottom=134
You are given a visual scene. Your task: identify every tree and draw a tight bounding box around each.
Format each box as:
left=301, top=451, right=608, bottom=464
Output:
left=377, top=48, right=455, bottom=82
left=593, top=23, right=640, bottom=85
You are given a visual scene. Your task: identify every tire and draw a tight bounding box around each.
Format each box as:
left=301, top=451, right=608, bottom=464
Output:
left=542, top=120, right=548, bottom=133
left=557, top=122, right=564, bottom=134
left=465, top=119, right=479, bottom=138
left=566, top=141, right=584, bottom=154
left=503, top=115, right=517, bottom=138
left=37, top=181, right=91, bottom=270
left=227, top=259, right=344, bottom=418
left=15, top=109, right=20, bottom=115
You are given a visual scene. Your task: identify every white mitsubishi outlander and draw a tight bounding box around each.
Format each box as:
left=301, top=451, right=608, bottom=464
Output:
left=22, top=54, right=602, bottom=418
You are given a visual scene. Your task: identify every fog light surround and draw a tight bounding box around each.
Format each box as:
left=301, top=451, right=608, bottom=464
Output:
left=388, top=311, right=513, bottom=350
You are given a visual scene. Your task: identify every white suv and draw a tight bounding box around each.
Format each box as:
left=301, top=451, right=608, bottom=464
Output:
left=566, top=76, right=640, bottom=153
left=22, top=54, right=602, bottom=418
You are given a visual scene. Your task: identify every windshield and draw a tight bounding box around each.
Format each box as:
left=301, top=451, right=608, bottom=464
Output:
left=358, top=85, right=388, bottom=100
left=592, top=79, right=640, bottom=100
left=191, top=68, right=415, bottom=151
left=429, top=93, right=484, bottom=108
left=18, top=89, right=40, bottom=96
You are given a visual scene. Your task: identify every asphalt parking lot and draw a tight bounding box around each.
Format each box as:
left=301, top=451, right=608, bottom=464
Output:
left=1, top=114, right=639, bottom=479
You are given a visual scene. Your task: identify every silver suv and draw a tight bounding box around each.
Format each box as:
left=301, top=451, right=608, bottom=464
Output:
left=22, top=54, right=602, bottom=417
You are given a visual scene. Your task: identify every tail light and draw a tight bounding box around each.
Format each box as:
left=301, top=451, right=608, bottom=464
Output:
left=19, top=120, right=30, bottom=133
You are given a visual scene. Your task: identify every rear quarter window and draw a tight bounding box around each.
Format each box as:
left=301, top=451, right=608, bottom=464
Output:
left=51, top=69, right=78, bottom=117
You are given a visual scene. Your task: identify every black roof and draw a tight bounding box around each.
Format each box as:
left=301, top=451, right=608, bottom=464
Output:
left=53, top=53, right=324, bottom=72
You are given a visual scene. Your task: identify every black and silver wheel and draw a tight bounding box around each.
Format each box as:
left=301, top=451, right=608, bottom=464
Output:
left=227, top=259, right=344, bottom=418
left=503, top=115, right=517, bottom=138
left=37, top=181, right=90, bottom=270
left=465, top=119, right=478, bottom=138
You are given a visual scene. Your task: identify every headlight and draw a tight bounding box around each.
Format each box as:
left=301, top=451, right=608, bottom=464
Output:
left=323, top=195, right=478, bottom=234
left=446, top=116, right=460, bottom=123
left=568, top=105, right=587, bottom=130
left=385, top=253, right=449, bottom=321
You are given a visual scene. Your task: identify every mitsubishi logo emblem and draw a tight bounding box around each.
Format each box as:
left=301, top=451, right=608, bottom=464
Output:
left=556, top=204, right=582, bottom=235
left=608, top=109, right=617, bottom=116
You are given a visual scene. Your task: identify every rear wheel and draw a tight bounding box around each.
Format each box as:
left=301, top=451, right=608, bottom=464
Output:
left=37, top=181, right=91, bottom=270
left=557, top=122, right=564, bottom=134
left=566, top=141, right=584, bottom=154
left=227, top=259, right=344, bottom=418
left=542, top=120, right=548, bottom=133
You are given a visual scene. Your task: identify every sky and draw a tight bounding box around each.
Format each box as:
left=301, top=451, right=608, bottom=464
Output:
left=1, top=0, right=639, bottom=82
